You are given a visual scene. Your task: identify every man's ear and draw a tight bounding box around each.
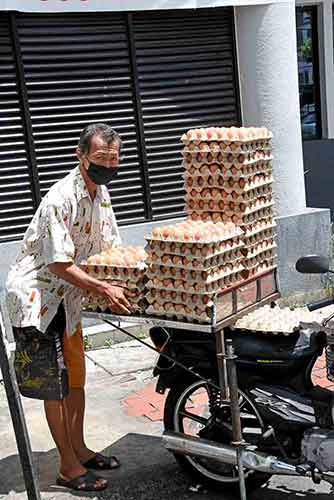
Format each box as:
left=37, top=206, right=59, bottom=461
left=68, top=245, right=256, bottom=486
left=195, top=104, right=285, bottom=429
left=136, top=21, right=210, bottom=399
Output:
left=76, top=146, right=82, bottom=160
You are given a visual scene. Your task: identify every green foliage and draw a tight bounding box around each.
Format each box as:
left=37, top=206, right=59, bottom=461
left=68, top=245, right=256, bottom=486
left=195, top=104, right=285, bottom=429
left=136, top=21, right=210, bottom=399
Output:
left=300, top=38, right=312, bottom=60
left=83, top=335, right=93, bottom=351
left=104, top=338, right=114, bottom=349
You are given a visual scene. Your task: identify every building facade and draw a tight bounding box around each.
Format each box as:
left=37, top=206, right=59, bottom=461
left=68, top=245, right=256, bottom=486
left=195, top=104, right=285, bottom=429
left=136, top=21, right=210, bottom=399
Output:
left=0, top=0, right=330, bottom=295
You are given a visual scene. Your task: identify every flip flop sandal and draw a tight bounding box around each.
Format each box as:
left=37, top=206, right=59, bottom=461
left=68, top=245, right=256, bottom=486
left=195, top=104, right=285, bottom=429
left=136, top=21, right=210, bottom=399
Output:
left=56, top=470, right=108, bottom=491
left=83, top=452, right=121, bottom=470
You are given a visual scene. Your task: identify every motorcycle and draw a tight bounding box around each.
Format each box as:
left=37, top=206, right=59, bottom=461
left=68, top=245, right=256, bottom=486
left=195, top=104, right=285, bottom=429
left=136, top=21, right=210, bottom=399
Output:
left=149, top=255, right=334, bottom=493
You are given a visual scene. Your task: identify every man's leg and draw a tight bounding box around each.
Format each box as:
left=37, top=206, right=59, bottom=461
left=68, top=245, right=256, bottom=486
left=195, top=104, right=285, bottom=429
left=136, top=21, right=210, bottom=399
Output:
left=65, top=388, right=96, bottom=462
left=62, top=326, right=95, bottom=462
left=44, top=398, right=86, bottom=479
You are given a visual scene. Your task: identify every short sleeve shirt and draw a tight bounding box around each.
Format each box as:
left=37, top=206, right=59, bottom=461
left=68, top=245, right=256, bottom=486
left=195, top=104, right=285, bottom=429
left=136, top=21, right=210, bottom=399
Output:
left=6, top=166, right=121, bottom=336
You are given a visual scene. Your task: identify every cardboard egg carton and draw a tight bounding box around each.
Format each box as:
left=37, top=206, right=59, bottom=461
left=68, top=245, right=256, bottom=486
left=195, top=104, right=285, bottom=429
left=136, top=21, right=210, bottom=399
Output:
left=181, top=127, right=272, bottom=144
left=247, top=261, right=277, bottom=279
left=183, top=161, right=273, bottom=179
left=186, top=174, right=273, bottom=194
left=146, top=267, right=245, bottom=294
left=82, top=284, right=146, bottom=314
left=146, top=222, right=243, bottom=244
left=185, top=184, right=273, bottom=204
left=243, top=219, right=276, bottom=238
left=146, top=303, right=213, bottom=324
left=146, top=262, right=244, bottom=284
left=146, top=289, right=215, bottom=307
left=243, top=252, right=277, bottom=271
left=182, top=141, right=272, bottom=156
left=187, top=200, right=274, bottom=218
left=187, top=195, right=273, bottom=214
left=243, top=230, right=276, bottom=249
left=241, top=242, right=277, bottom=260
left=147, top=248, right=243, bottom=270
left=182, top=150, right=272, bottom=168
left=145, top=237, right=243, bottom=260
left=184, top=173, right=273, bottom=192
left=81, top=263, right=147, bottom=282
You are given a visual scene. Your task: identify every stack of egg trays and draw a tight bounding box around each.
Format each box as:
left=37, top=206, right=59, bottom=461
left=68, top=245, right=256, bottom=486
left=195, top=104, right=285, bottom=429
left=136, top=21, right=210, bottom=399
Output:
left=80, top=262, right=147, bottom=313
left=181, top=133, right=275, bottom=278
left=145, top=228, right=245, bottom=324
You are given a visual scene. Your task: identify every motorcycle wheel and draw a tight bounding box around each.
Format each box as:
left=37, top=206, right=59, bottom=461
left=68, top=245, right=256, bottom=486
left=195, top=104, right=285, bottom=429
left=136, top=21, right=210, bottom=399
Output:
left=164, top=379, right=271, bottom=492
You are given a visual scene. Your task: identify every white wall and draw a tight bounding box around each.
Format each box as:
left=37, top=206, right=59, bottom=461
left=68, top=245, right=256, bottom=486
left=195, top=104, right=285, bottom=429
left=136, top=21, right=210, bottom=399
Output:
left=235, top=2, right=306, bottom=217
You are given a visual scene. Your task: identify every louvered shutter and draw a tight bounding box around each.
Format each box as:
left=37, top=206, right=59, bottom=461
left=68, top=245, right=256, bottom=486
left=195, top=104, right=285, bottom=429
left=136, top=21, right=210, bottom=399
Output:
left=0, top=15, right=36, bottom=242
left=16, top=13, right=147, bottom=224
left=133, top=7, right=240, bottom=220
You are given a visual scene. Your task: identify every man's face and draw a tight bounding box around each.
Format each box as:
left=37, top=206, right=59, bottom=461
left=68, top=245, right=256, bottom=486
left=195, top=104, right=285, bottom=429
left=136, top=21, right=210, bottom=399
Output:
left=82, top=135, right=120, bottom=169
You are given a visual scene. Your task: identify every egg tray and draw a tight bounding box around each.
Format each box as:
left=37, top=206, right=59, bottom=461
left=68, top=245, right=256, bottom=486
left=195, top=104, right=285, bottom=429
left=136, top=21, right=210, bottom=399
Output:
left=182, top=151, right=273, bottom=168
left=182, top=142, right=272, bottom=155
left=243, top=220, right=276, bottom=238
left=82, top=265, right=147, bottom=283
left=187, top=213, right=273, bottom=228
left=145, top=305, right=213, bottom=324
left=185, top=175, right=273, bottom=194
left=146, top=239, right=243, bottom=260
left=245, top=263, right=277, bottom=280
left=81, top=260, right=147, bottom=269
left=187, top=197, right=274, bottom=215
left=242, top=250, right=277, bottom=269
left=181, top=132, right=273, bottom=145
left=146, top=268, right=245, bottom=294
left=183, top=163, right=273, bottom=180
left=82, top=299, right=147, bottom=315
left=146, top=289, right=216, bottom=307
left=147, top=249, right=243, bottom=271
left=243, top=226, right=276, bottom=245
left=241, top=241, right=276, bottom=259
left=186, top=202, right=274, bottom=224
left=147, top=260, right=244, bottom=282
left=145, top=227, right=243, bottom=245
left=230, top=325, right=297, bottom=336
left=184, top=172, right=273, bottom=189
left=185, top=185, right=273, bottom=204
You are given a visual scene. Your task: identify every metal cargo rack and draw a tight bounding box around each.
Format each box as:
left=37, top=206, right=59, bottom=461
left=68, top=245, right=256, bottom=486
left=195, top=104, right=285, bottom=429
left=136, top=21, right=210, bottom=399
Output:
left=82, top=267, right=280, bottom=334
left=82, top=268, right=280, bottom=500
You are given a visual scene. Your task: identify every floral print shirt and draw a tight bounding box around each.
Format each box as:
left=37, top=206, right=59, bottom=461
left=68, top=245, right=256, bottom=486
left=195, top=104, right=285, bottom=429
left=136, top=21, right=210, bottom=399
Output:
left=6, top=166, right=121, bottom=336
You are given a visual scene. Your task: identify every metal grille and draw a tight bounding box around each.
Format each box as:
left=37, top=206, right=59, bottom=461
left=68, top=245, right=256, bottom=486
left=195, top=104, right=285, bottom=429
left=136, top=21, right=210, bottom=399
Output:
left=0, top=15, right=36, bottom=242
left=0, top=9, right=240, bottom=241
left=133, top=7, right=240, bottom=220
left=15, top=13, right=147, bottom=224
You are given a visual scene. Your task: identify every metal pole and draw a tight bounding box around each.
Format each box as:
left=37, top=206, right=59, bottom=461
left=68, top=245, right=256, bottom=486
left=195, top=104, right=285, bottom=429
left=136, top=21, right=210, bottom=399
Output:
left=226, top=339, right=247, bottom=500
left=0, top=298, right=41, bottom=500
left=215, top=328, right=228, bottom=400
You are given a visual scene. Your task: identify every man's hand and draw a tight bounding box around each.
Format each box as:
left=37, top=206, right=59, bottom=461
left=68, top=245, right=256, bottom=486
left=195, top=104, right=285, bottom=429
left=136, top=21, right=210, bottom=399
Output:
left=98, top=282, right=134, bottom=315
left=47, top=262, right=136, bottom=315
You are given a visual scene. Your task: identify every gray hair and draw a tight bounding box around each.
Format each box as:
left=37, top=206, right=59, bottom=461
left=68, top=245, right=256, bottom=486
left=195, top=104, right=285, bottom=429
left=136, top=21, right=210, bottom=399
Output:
left=78, top=123, right=122, bottom=155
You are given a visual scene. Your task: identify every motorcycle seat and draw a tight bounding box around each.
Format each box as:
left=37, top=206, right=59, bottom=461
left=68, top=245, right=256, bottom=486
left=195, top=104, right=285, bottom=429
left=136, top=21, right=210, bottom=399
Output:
left=224, top=327, right=325, bottom=361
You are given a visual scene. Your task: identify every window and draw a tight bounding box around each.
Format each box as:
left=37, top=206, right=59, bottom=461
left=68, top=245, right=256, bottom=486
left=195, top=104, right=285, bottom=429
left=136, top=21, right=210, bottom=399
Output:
left=296, top=6, right=321, bottom=139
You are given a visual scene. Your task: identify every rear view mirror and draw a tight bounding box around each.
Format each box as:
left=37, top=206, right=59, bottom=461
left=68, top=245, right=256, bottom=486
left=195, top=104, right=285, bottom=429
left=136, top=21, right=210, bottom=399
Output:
left=296, top=255, right=330, bottom=274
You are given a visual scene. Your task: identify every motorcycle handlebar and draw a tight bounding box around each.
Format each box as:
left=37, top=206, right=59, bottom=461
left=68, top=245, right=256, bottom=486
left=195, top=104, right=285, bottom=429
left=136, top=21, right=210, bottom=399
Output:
left=307, top=297, right=334, bottom=311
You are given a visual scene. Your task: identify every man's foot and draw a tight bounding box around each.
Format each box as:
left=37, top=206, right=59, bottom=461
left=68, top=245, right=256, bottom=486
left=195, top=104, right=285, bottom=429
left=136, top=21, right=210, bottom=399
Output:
left=83, top=452, right=120, bottom=471
left=57, top=470, right=108, bottom=491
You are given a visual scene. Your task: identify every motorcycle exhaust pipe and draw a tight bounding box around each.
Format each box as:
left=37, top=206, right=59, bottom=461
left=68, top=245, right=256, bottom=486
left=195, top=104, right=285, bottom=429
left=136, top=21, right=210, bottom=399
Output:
left=163, top=431, right=298, bottom=476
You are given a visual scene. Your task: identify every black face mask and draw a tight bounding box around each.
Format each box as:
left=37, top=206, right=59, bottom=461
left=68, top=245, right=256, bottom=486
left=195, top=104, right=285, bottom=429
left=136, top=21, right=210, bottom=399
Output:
left=86, top=162, right=118, bottom=185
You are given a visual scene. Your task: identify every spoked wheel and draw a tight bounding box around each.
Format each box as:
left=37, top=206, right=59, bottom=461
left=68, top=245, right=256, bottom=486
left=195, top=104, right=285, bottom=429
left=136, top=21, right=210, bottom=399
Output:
left=164, top=379, right=271, bottom=492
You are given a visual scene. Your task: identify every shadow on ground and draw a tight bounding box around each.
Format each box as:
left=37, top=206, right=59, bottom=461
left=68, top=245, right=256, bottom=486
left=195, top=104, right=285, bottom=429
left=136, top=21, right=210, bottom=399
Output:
left=0, top=434, right=332, bottom=500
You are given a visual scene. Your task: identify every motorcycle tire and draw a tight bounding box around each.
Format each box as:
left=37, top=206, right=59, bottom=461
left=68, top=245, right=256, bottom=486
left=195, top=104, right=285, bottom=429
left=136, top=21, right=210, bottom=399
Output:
left=164, top=380, right=271, bottom=493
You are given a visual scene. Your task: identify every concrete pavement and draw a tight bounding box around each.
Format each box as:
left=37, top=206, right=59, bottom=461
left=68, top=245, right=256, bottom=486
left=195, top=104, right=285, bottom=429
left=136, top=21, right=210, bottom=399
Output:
left=0, top=340, right=334, bottom=500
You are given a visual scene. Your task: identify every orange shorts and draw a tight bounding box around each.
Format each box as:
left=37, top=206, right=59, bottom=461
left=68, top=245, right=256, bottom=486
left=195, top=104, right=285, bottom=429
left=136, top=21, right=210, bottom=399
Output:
left=62, top=324, right=86, bottom=389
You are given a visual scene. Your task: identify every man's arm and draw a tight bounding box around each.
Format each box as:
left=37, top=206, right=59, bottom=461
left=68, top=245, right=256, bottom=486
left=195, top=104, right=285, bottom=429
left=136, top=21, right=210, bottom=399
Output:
left=48, top=262, right=133, bottom=315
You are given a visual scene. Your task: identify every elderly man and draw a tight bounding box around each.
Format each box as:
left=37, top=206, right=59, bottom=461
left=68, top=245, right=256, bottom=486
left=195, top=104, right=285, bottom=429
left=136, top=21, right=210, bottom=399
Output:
left=6, top=123, right=131, bottom=492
